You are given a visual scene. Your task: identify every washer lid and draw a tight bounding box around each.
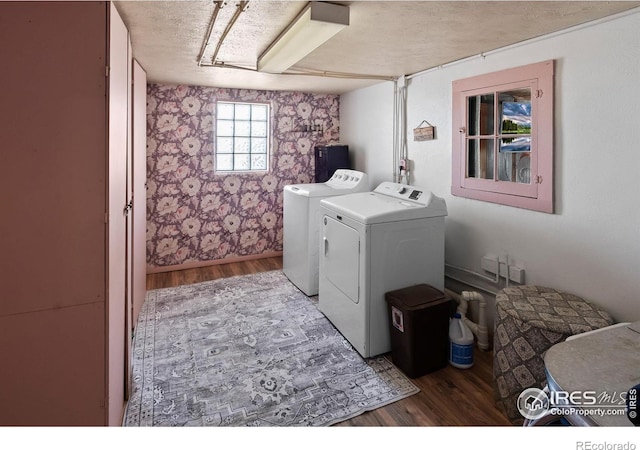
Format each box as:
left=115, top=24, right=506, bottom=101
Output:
left=320, top=182, right=447, bottom=224
left=283, top=169, right=368, bottom=198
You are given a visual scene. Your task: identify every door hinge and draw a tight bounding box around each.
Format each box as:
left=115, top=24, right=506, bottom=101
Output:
left=105, top=66, right=110, bottom=77
left=123, top=200, right=133, bottom=216
left=535, top=175, right=543, bottom=184
left=536, top=89, right=543, bottom=98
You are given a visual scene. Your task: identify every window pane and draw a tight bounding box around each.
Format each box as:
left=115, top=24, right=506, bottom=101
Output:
left=216, top=154, right=233, bottom=171
left=217, top=102, right=234, bottom=120
left=252, top=105, right=268, bottom=120
left=499, top=89, right=531, bottom=135
left=251, top=121, right=267, bottom=137
left=251, top=138, right=267, bottom=154
left=468, top=94, right=494, bottom=136
left=251, top=154, right=267, bottom=170
left=500, top=136, right=531, bottom=153
left=235, top=104, right=251, bottom=120
left=235, top=137, right=250, bottom=154
left=217, top=137, right=233, bottom=153
left=235, top=121, right=251, bottom=137
left=234, top=154, right=250, bottom=170
left=217, top=119, right=234, bottom=136
left=467, top=138, right=494, bottom=179
left=500, top=152, right=531, bottom=184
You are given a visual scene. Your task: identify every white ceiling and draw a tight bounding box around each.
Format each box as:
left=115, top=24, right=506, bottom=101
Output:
left=114, top=1, right=640, bottom=94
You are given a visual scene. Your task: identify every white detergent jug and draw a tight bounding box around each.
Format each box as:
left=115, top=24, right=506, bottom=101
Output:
left=449, top=312, right=474, bottom=369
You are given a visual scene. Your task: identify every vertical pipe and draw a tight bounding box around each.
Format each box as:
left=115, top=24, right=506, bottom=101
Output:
left=401, top=82, right=409, bottom=184
left=392, top=79, right=399, bottom=182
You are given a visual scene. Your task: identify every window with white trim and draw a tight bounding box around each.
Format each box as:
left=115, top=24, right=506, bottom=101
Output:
left=215, top=101, right=270, bottom=172
left=451, top=60, right=554, bottom=213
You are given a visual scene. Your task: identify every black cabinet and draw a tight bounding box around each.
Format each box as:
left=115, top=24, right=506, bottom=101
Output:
left=314, top=144, right=350, bottom=183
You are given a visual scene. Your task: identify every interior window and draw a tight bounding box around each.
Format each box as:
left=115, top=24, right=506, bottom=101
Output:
left=451, top=60, right=554, bottom=213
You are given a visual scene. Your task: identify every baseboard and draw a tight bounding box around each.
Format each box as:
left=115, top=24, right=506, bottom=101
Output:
left=146, top=251, right=283, bottom=274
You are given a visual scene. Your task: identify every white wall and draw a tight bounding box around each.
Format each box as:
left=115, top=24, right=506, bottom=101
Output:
left=340, top=9, right=640, bottom=322
left=341, top=80, right=395, bottom=189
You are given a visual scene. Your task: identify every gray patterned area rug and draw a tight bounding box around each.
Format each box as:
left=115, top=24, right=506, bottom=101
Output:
left=124, top=270, right=419, bottom=426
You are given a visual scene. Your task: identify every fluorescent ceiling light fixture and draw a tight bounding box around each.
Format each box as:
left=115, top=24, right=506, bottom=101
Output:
left=258, top=2, right=349, bottom=74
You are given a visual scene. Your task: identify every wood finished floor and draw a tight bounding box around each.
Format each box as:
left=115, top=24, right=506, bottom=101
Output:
left=146, top=256, right=512, bottom=426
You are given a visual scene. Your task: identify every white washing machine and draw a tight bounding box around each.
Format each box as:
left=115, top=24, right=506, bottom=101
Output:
left=283, top=169, right=368, bottom=296
left=318, top=181, right=447, bottom=358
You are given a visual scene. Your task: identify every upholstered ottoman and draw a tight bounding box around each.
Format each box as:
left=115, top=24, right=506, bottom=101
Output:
left=493, top=286, right=614, bottom=425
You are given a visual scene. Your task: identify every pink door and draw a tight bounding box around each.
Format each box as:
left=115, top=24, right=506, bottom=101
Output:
left=132, top=60, right=148, bottom=327
left=107, top=1, right=129, bottom=426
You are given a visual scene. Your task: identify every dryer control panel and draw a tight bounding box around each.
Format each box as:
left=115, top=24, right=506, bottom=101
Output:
left=371, top=182, right=448, bottom=216
left=408, top=189, right=422, bottom=200
left=374, top=182, right=428, bottom=204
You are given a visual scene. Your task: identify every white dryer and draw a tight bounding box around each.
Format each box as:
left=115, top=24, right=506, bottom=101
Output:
left=318, top=182, right=447, bottom=358
left=283, top=169, right=368, bottom=296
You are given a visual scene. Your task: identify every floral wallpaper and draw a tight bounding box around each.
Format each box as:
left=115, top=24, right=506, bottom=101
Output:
left=146, top=84, right=341, bottom=269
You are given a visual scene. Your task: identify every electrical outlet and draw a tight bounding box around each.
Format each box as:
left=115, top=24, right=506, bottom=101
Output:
left=481, top=255, right=525, bottom=283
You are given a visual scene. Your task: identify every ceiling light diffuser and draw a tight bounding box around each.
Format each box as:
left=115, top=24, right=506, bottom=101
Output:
left=257, top=2, right=349, bottom=74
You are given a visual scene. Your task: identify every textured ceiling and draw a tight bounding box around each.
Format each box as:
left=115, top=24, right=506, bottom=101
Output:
left=114, top=1, right=640, bottom=94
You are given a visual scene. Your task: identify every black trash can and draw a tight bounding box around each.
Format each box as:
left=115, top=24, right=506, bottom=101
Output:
left=385, top=284, right=456, bottom=378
